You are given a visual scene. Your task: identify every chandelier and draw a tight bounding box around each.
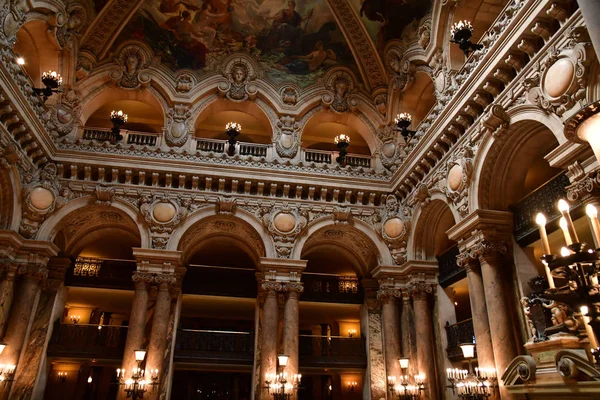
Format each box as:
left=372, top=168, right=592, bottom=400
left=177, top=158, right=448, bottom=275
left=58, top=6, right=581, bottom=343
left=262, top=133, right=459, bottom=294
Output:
left=387, top=358, right=426, bottom=399
left=33, top=70, right=63, bottom=102
left=535, top=199, right=600, bottom=356
left=110, top=110, right=127, bottom=143
left=225, top=122, right=242, bottom=155
left=450, top=20, right=484, bottom=57
left=73, top=257, right=103, bottom=277
left=394, top=113, right=416, bottom=140
left=264, top=355, right=301, bottom=399
left=0, top=342, right=15, bottom=385
left=446, top=344, right=497, bottom=399
left=334, top=134, right=350, bottom=166
left=116, top=349, right=158, bottom=399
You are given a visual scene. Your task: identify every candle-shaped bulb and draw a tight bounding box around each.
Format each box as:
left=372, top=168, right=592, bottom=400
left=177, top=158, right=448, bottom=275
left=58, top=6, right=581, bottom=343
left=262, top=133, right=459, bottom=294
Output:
left=587, top=204, right=598, bottom=218
left=558, top=199, right=570, bottom=212
left=560, top=247, right=571, bottom=257
left=535, top=213, right=547, bottom=226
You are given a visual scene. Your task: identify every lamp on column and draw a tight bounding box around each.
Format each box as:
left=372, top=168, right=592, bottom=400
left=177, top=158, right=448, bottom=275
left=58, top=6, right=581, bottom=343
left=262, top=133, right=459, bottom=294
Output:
left=535, top=199, right=600, bottom=363
left=225, top=122, right=242, bottom=156
left=33, top=71, right=63, bottom=102
left=110, top=110, right=127, bottom=143
left=334, top=134, right=350, bottom=166
left=564, top=101, right=600, bottom=165
left=387, top=357, right=426, bottom=399
left=116, top=349, right=158, bottom=399
left=394, top=113, right=416, bottom=140
left=450, top=20, right=484, bottom=57
left=264, top=354, right=301, bottom=399
left=446, top=344, right=497, bottom=399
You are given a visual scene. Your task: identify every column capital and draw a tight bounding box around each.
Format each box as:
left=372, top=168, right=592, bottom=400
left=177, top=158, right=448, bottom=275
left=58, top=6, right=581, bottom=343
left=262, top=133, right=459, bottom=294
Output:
left=132, top=271, right=155, bottom=289
left=282, top=281, right=304, bottom=294
left=409, top=281, right=434, bottom=301
left=376, top=287, right=401, bottom=301
left=260, top=280, right=283, bottom=293
left=132, top=248, right=183, bottom=274
left=456, top=250, right=479, bottom=272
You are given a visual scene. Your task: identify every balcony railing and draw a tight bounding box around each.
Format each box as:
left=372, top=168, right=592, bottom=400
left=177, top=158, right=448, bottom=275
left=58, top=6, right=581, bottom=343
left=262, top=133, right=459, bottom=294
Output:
left=445, top=319, right=475, bottom=362
left=301, top=274, right=363, bottom=304
left=83, top=127, right=159, bottom=146
left=48, top=322, right=127, bottom=359
left=65, top=258, right=136, bottom=290
left=183, top=265, right=258, bottom=298
left=175, top=329, right=255, bottom=365
left=299, top=335, right=366, bottom=368
left=304, top=149, right=372, bottom=168
left=437, top=245, right=463, bottom=288
left=511, top=172, right=571, bottom=245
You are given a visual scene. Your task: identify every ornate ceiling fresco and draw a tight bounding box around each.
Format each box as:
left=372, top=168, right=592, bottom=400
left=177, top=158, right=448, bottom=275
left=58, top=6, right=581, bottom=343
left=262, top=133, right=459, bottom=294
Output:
left=350, top=0, right=432, bottom=53
left=110, top=0, right=361, bottom=88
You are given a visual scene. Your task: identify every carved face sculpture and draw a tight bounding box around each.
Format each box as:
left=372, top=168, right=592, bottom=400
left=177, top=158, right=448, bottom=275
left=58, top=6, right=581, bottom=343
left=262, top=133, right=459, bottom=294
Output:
left=233, top=66, right=246, bottom=85
left=126, top=55, right=139, bottom=74
left=334, top=79, right=348, bottom=98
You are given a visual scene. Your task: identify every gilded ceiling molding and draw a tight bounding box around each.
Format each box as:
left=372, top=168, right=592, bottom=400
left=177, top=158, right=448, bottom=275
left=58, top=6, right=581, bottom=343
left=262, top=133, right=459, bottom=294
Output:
left=325, top=0, right=388, bottom=93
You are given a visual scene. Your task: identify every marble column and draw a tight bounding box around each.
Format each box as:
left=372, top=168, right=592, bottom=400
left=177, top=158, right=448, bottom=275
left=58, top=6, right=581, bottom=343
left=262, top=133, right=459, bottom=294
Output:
left=0, top=264, right=17, bottom=339
left=361, top=279, right=387, bottom=400
left=145, top=274, right=176, bottom=400
left=411, top=283, right=438, bottom=400
left=118, top=272, right=152, bottom=400
left=10, top=258, right=70, bottom=400
left=477, top=243, right=518, bottom=399
left=458, top=255, right=496, bottom=371
left=400, top=290, right=416, bottom=375
left=260, top=281, right=281, bottom=400
left=0, top=266, right=46, bottom=400
left=282, top=282, right=303, bottom=400
left=378, top=288, right=401, bottom=386
left=576, top=0, right=600, bottom=59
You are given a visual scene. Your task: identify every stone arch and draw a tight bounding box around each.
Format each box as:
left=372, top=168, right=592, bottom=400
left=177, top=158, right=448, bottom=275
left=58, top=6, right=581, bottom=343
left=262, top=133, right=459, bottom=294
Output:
left=78, top=86, right=167, bottom=134
left=408, top=197, right=457, bottom=261
left=471, top=116, right=562, bottom=212
left=36, top=196, right=151, bottom=253
left=169, top=207, right=275, bottom=264
left=395, top=70, right=436, bottom=129
left=292, top=217, right=392, bottom=277
left=191, top=98, right=274, bottom=145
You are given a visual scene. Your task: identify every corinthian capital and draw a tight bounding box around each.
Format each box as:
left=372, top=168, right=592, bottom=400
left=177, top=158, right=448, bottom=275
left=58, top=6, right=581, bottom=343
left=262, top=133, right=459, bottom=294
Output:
left=409, top=282, right=434, bottom=300
left=376, top=288, right=401, bottom=301
left=260, top=280, right=283, bottom=293
left=283, top=282, right=304, bottom=294
left=18, top=264, right=49, bottom=280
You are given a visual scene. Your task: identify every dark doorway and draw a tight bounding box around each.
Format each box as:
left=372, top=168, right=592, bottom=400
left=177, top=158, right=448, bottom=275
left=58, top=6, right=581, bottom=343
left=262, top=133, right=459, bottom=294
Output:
left=171, top=370, right=252, bottom=400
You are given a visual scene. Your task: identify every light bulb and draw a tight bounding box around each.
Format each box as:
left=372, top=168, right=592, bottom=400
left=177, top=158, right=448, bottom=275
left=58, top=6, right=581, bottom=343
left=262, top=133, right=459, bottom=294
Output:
left=558, top=199, right=570, bottom=212
left=16, top=57, right=25, bottom=65
left=535, top=213, right=547, bottom=226
left=560, top=247, right=571, bottom=257
left=587, top=204, right=598, bottom=218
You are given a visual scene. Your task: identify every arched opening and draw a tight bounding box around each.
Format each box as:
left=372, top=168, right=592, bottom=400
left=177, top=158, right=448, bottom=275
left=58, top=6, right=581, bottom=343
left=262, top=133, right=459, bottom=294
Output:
left=396, top=71, right=436, bottom=129
left=194, top=99, right=272, bottom=144
left=296, top=224, right=380, bottom=398
left=80, top=88, right=165, bottom=134
left=302, top=111, right=374, bottom=155
left=13, top=20, right=60, bottom=89
left=44, top=206, right=142, bottom=400
left=448, top=0, right=512, bottom=70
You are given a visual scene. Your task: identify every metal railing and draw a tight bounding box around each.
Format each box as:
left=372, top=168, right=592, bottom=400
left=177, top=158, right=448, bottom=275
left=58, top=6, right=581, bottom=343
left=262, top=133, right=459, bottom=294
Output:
left=48, top=322, right=127, bottom=359
left=65, top=258, right=136, bottom=290
left=301, top=273, right=363, bottom=304
left=299, top=335, right=366, bottom=368
left=437, top=244, right=463, bottom=288
left=445, top=319, right=476, bottom=361
left=175, top=329, right=255, bottom=364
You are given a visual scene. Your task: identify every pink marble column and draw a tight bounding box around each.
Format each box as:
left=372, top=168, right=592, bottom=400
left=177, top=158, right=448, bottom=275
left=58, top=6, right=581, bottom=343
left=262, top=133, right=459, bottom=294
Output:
left=477, top=244, right=518, bottom=399
left=282, top=282, right=303, bottom=400
left=411, top=283, right=438, bottom=400
left=0, top=266, right=47, bottom=400
left=145, top=275, right=176, bottom=400
left=118, top=272, right=152, bottom=400
left=457, top=254, right=496, bottom=371
left=400, top=290, right=416, bottom=374
left=361, top=279, right=387, bottom=400
left=0, top=264, right=17, bottom=339
left=378, top=288, right=401, bottom=386
left=260, top=281, right=281, bottom=400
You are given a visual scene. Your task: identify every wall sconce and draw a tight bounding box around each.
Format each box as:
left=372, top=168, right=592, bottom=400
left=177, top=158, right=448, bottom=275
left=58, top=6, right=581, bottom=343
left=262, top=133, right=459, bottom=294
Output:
left=110, top=110, right=127, bottom=143
left=33, top=71, right=63, bottom=102
left=225, top=122, right=241, bottom=156
left=58, top=372, right=67, bottom=382
left=450, top=20, right=484, bottom=57
left=347, top=329, right=357, bottom=338
left=347, top=381, right=358, bottom=392
left=394, top=113, right=416, bottom=140
left=334, top=134, right=350, bottom=166
left=70, top=315, right=80, bottom=325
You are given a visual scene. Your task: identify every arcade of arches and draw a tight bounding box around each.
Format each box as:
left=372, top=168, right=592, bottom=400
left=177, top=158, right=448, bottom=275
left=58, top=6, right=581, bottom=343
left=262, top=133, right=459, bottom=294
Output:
left=1, top=0, right=600, bottom=399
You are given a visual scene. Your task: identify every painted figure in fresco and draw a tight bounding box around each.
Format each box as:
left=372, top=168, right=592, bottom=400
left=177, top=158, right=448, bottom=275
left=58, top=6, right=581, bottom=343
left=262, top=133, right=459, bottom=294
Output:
left=192, top=2, right=229, bottom=47
left=266, top=0, right=313, bottom=49
left=281, top=40, right=337, bottom=74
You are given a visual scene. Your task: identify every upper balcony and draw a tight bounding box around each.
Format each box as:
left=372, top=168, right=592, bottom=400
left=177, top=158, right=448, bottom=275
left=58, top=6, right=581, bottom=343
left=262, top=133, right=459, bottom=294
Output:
left=445, top=319, right=476, bottom=362
left=48, top=322, right=127, bottom=360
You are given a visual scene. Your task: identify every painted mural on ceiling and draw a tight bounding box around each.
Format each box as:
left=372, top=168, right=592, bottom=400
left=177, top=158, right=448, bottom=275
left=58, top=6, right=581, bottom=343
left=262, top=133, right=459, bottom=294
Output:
left=111, top=0, right=359, bottom=88
left=350, top=0, right=432, bottom=52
